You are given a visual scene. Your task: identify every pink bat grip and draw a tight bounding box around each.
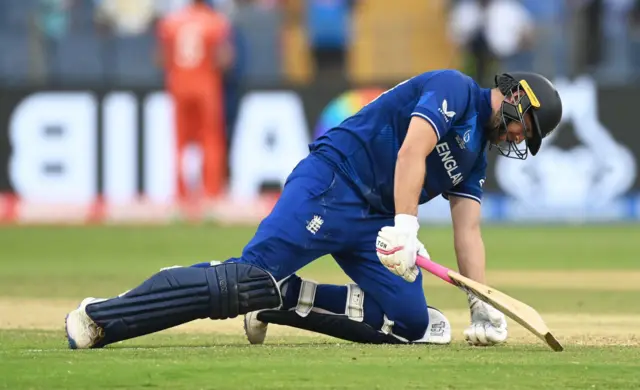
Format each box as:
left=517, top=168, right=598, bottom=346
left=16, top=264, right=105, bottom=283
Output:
left=416, top=254, right=454, bottom=285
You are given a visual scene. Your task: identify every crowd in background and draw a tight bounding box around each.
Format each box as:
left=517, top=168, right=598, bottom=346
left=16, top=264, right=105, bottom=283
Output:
left=2, top=0, right=640, bottom=167
left=2, top=0, right=640, bottom=88
left=1, top=0, right=639, bottom=213
left=449, top=0, right=640, bottom=86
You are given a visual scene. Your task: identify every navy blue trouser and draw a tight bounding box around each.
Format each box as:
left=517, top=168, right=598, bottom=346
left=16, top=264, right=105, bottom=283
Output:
left=229, top=153, right=429, bottom=341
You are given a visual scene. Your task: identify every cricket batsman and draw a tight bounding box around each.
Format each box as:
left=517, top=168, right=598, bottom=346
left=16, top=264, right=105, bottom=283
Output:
left=65, top=70, right=562, bottom=348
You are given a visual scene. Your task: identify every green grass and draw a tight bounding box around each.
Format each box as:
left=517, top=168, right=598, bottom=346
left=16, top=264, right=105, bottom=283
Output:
left=1, top=332, right=639, bottom=390
left=1, top=224, right=639, bottom=298
left=1, top=225, right=639, bottom=389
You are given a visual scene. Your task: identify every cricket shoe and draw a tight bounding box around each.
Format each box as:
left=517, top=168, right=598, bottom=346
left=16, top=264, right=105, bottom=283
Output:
left=243, top=275, right=291, bottom=344
left=244, top=310, right=269, bottom=344
left=65, top=297, right=106, bottom=349
left=413, top=307, right=452, bottom=345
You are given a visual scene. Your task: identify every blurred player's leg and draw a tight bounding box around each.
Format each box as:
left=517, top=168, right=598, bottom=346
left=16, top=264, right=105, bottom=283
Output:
left=198, top=91, right=226, bottom=199
left=174, top=96, right=198, bottom=203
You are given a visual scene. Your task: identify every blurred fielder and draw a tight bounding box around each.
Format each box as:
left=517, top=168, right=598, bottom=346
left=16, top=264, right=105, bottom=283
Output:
left=157, top=0, right=234, bottom=203
left=65, top=70, right=562, bottom=348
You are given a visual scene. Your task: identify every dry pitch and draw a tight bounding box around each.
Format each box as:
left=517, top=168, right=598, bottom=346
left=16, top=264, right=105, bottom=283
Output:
left=2, top=270, right=640, bottom=347
left=2, top=302, right=640, bottom=348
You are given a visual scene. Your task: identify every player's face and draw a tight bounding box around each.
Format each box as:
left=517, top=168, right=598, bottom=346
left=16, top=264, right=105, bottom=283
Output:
left=499, top=112, right=533, bottom=144
left=491, top=90, right=534, bottom=145
left=486, top=108, right=533, bottom=145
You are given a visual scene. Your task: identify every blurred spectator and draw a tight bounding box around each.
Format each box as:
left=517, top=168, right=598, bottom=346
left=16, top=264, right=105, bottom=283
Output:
left=521, top=0, right=569, bottom=79
left=596, top=0, right=635, bottom=84
left=36, top=0, right=73, bottom=40
left=156, top=0, right=235, bottom=208
left=222, top=20, right=248, bottom=151
left=581, top=0, right=604, bottom=75
left=34, top=0, right=75, bottom=82
left=233, top=0, right=283, bottom=83
left=629, top=0, right=640, bottom=76
left=448, top=0, right=535, bottom=86
left=305, top=0, right=357, bottom=81
left=94, top=0, right=156, bottom=36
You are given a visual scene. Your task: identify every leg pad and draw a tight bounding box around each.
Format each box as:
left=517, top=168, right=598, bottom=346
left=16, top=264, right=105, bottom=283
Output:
left=86, top=263, right=281, bottom=347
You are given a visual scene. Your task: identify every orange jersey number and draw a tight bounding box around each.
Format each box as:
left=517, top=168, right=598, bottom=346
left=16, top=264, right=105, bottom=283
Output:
left=158, top=5, right=230, bottom=93
left=174, top=22, right=208, bottom=69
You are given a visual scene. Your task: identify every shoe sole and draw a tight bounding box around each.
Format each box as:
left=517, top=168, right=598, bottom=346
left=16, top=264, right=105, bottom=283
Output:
left=244, top=311, right=267, bottom=345
left=65, top=312, right=78, bottom=349
left=65, top=301, right=84, bottom=350
left=65, top=298, right=105, bottom=350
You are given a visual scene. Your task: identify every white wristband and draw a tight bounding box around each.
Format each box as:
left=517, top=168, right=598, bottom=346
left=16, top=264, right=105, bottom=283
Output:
left=394, top=214, right=419, bottom=235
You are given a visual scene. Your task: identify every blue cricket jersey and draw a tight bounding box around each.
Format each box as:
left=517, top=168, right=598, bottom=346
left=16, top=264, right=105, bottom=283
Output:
left=309, top=69, right=493, bottom=215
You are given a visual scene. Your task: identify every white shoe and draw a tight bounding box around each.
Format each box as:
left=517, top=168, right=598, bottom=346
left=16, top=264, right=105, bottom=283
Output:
left=413, top=307, right=452, bottom=344
left=243, top=275, right=290, bottom=345
left=244, top=309, right=269, bottom=344
left=65, top=297, right=106, bottom=349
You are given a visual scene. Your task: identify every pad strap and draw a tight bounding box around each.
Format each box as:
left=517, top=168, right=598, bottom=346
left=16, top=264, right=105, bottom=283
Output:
left=294, top=279, right=318, bottom=318
left=293, top=280, right=365, bottom=322
left=380, top=315, right=409, bottom=342
left=345, top=284, right=364, bottom=322
left=381, top=315, right=395, bottom=335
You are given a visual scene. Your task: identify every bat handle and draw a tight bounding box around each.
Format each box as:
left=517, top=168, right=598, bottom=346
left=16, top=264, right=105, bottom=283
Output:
left=416, top=255, right=455, bottom=285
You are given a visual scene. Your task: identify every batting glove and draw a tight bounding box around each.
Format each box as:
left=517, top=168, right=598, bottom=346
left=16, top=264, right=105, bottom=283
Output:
left=376, top=214, right=424, bottom=283
left=464, top=294, right=508, bottom=346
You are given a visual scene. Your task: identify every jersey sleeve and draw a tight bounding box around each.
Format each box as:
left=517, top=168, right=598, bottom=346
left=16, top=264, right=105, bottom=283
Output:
left=411, top=70, right=471, bottom=141
left=442, top=151, right=487, bottom=204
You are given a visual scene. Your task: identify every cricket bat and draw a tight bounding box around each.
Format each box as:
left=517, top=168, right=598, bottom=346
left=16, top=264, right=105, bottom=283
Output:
left=416, top=254, right=564, bottom=352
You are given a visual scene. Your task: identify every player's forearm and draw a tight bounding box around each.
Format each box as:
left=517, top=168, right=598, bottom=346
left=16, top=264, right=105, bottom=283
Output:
left=394, top=150, right=426, bottom=216
left=454, top=228, right=486, bottom=283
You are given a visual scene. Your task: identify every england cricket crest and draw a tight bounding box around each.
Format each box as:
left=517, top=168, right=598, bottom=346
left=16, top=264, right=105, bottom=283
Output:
left=306, top=215, right=324, bottom=235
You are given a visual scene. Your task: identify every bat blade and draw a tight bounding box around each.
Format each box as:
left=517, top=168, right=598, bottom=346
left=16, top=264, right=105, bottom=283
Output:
left=416, top=255, right=564, bottom=352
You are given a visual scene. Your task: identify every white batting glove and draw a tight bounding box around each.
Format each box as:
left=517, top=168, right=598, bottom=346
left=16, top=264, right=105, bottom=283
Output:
left=376, top=214, right=423, bottom=283
left=464, top=294, right=508, bottom=346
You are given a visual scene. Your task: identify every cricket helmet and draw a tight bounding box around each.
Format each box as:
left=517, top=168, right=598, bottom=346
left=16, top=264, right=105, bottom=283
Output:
left=493, top=71, right=563, bottom=159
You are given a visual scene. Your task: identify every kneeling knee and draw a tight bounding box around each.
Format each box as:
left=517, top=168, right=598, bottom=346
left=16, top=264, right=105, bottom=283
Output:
left=387, top=308, right=430, bottom=342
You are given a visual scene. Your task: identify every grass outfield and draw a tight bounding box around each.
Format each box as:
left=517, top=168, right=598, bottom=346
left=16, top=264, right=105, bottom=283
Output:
left=1, top=225, right=639, bottom=389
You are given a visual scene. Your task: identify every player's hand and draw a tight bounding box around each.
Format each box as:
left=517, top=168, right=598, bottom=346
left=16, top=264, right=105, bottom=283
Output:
left=376, top=214, right=422, bottom=283
left=464, top=294, right=508, bottom=346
